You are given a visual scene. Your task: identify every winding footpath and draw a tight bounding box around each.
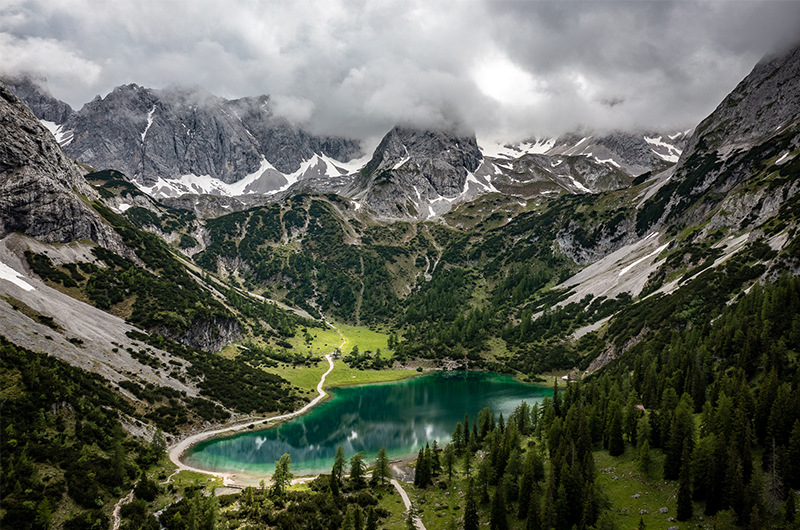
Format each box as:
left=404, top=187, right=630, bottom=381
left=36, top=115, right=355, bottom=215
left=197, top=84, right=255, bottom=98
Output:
left=390, top=479, right=427, bottom=530
left=166, top=352, right=335, bottom=484
left=111, top=488, right=134, bottom=530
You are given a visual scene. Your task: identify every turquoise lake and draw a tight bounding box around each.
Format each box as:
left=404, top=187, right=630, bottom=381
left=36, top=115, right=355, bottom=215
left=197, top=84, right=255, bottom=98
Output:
left=185, top=371, right=549, bottom=476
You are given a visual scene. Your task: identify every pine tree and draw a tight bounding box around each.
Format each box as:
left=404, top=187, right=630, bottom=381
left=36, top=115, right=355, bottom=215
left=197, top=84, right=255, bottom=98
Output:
left=272, top=453, right=292, bottom=498
left=464, top=478, right=480, bottom=530
left=333, top=445, right=346, bottom=485
left=490, top=483, right=508, bottom=530
left=329, top=465, right=340, bottom=496
left=477, top=455, right=493, bottom=504
left=518, top=450, right=536, bottom=519
left=414, top=447, right=424, bottom=487
left=432, top=440, right=442, bottom=474
left=608, top=406, right=625, bottom=457
left=350, top=452, right=366, bottom=489
left=787, top=420, right=800, bottom=489
left=374, top=446, right=391, bottom=486
left=366, top=506, right=378, bottom=530
left=443, top=443, right=456, bottom=482
left=638, top=439, right=653, bottom=478
left=785, top=490, right=795, bottom=524
left=677, top=439, right=693, bottom=521
left=453, top=422, right=465, bottom=454
left=353, top=505, right=364, bottom=530
left=464, top=414, right=471, bottom=448
left=525, top=486, right=542, bottom=530
left=463, top=447, right=473, bottom=477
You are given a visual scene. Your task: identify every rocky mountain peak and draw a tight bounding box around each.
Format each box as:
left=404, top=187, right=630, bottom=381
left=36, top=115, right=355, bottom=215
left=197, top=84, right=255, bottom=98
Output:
left=348, top=125, right=484, bottom=220
left=362, top=126, right=482, bottom=195
left=682, top=41, right=800, bottom=161
left=2, top=74, right=74, bottom=125
left=0, top=82, right=126, bottom=251
left=4, top=81, right=363, bottom=195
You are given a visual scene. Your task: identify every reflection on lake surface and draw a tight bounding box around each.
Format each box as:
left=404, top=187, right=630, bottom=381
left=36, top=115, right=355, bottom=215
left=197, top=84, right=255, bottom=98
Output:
left=185, top=371, right=548, bottom=475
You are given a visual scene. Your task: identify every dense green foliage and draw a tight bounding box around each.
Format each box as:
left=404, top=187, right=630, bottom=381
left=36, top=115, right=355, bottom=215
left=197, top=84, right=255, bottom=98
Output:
left=0, top=337, right=158, bottom=530
left=125, top=330, right=304, bottom=416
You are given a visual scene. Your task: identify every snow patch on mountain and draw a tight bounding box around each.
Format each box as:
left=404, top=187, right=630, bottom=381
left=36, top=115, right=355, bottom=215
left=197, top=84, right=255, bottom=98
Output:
left=0, top=260, right=35, bottom=291
left=478, top=137, right=555, bottom=159
left=39, top=119, right=73, bottom=146
left=644, top=135, right=682, bottom=163
left=141, top=106, right=156, bottom=142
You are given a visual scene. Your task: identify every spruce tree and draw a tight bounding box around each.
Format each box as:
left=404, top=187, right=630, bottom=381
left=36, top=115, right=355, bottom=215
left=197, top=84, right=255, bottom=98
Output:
left=787, top=420, right=800, bottom=489
left=490, top=483, right=508, bottom=530
left=271, top=453, right=292, bottom=498
left=374, top=446, right=391, bottom=486
left=677, top=439, right=693, bottom=521
left=329, top=465, right=340, bottom=496
left=333, top=445, right=346, bottom=485
left=518, top=450, right=535, bottom=519
left=464, top=478, right=480, bottom=530
left=353, top=505, right=364, bottom=530
left=525, top=485, right=542, bottom=530
left=366, top=506, right=378, bottom=530
left=608, top=406, right=625, bottom=457
left=350, top=452, right=366, bottom=489
left=785, top=489, right=795, bottom=525
left=453, top=422, right=465, bottom=454
left=414, top=447, right=425, bottom=487
left=443, top=443, right=456, bottom=482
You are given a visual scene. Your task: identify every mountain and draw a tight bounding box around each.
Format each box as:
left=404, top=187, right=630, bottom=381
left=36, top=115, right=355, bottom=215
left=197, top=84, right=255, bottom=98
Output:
left=0, top=82, right=127, bottom=254
left=3, top=79, right=364, bottom=196
left=5, top=79, right=691, bottom=221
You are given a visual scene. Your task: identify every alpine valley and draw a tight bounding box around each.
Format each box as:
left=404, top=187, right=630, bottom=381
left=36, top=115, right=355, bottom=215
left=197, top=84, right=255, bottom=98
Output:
left=1, top=42, right=800, bottom=530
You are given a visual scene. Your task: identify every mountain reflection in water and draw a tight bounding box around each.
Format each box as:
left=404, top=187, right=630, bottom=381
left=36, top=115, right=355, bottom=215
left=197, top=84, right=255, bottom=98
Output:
left=186, top=371, right=548, bottom=475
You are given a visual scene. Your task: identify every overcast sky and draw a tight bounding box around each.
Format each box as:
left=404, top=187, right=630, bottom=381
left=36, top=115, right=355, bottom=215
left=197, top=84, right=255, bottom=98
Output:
left=2, top=0, right=799, bottom=143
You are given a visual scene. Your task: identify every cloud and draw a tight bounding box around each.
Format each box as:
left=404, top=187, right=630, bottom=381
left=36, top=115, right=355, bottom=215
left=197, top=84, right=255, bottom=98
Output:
left=1, top=0, right=799, bottom=141
left=0, top=33, right=102, bottom=91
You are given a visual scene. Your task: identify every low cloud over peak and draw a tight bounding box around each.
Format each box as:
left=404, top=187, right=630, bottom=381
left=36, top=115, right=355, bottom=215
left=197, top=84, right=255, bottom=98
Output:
left=2, top=0, right=799, bottom=141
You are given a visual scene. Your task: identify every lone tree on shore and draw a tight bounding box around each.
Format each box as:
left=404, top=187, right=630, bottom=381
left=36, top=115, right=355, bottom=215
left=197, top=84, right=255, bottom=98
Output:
left=272, top=453, right=293, bottom=498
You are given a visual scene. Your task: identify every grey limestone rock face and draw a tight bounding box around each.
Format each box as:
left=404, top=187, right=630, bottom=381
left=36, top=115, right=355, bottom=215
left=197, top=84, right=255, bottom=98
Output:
left=2, top=74, right=73, bottom=125
left=4, top=80, right=362, bottom=189
left=56, top=84, right=361, bottom=188
left=547, top=130, right=689, bottom=176
left=651, top=41, right=800, bottom=231
left=0, top=82, right=126, bottom=253
left=354, top=126, right=482, bottom=219
left=683, top=42, right=800, bottom=160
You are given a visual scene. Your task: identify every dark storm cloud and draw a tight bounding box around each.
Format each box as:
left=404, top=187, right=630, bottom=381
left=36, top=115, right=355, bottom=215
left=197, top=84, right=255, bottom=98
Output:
left=1, top=0, right=799, bottom=143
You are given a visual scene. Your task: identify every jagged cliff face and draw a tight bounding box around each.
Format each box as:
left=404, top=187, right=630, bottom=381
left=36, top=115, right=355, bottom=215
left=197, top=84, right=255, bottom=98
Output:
left=2, top=75, right=73, bottom=125
left=348, top=126, right=483, bottom=219
left=5, top=80, right=363, bottom=195
left=637, top=43, right=800, bottom=236
left=5, top=77, right=693, bottom=221
left=546, top=130, right=690, bottom=175
left=0, top=82, right=126, bottom=252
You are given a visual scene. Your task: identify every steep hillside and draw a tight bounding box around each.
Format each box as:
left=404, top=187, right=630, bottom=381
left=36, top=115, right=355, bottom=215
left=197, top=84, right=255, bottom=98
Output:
left=0, top=82, right=127, bottom=254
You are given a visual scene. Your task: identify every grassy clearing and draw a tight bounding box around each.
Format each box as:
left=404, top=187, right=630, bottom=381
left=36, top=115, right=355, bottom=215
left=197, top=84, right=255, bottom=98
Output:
left=261, top=358, right=330, bottom=394
left=336, top=323, right=390, bottom=353
left=324, top=360, right=417, bottom=389
left=593, top=448, right=703, bottom=530
left=167, top=470, right=224, bottom=490
left=285, top=320, right=392, bottom=355
left=376, top=486, right=411, bottom=529
left=285, top=325, right=344, bottom=355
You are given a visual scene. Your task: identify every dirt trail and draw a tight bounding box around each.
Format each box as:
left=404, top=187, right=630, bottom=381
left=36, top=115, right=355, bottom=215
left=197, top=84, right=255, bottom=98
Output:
left=111, top=488, right=134, bottom=530
left=390, top=479, right=426, bottom=530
